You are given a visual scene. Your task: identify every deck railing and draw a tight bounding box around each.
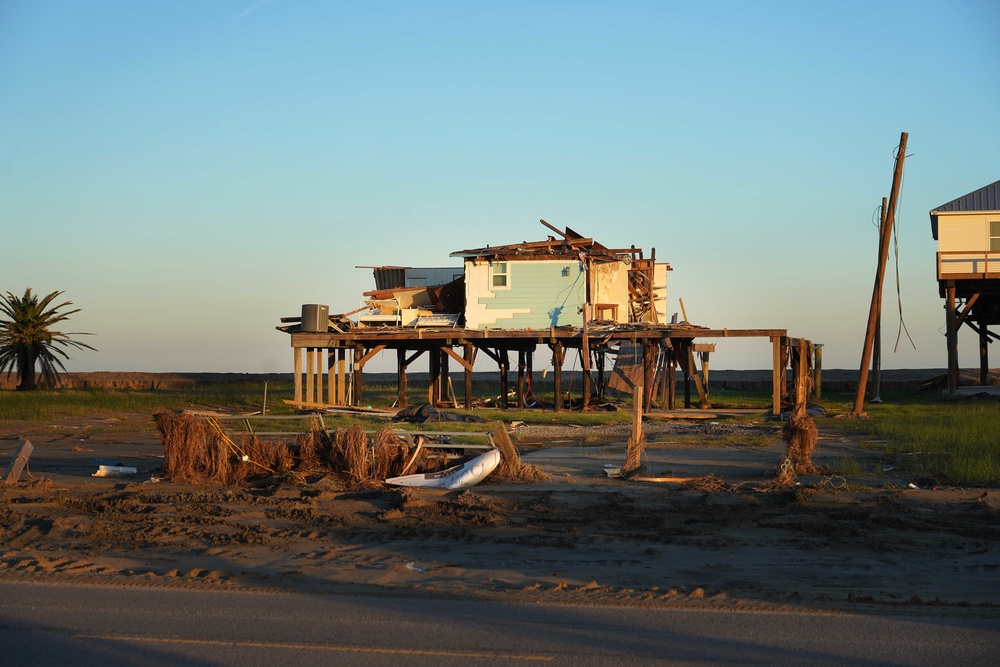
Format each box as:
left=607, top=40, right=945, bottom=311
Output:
left=937, top=251, right=1000, bottom=280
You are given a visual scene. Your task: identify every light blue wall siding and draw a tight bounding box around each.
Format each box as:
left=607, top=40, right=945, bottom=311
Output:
left=480, top=261, right=586, bottom=329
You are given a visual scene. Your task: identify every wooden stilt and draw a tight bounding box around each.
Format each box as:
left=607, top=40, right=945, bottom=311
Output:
left=397, top=348, right=408, bottom=408
left=428, top=345, right=440, bottom=405
left=499, top=348, right=509, bottom=410
left=771, top=336, right=782, bottom=416
left=305, top=348, right=315, bottom=405
left=464, top=344, right=474, bottom=410
left=336, top=349, right=346, bottom=405
left=440, top=348, right=450, bottom=406
left=327, top=349, right=335, bottom=405
left=553, top=343, right=564, bottom=413
left=293, top=347, right=303, bottom=404
left=980, top=316, right=989, bottom=387
left=314, top=349, right=323, bottom=406
left=352, top=345, right=364, bottom=406
left=813, top=344, right=823, bottom=400
left=526, top=346, right=534, bottom=404
left=946, top=284, right=959, bottom=394
left=596, top=347, right=606, bottom=399
left=517, top=350, right=527, bottom=408
left=667, top=345, right=677, bottom=410
left=779, top=339, right=789, bottom=403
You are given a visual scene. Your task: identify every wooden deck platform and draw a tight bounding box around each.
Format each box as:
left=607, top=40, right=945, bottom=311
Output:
left=284, top=323, right=818, bottom=416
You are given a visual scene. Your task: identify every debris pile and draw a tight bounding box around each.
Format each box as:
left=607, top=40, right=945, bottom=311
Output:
left=154, top=410, right=436, bottom=489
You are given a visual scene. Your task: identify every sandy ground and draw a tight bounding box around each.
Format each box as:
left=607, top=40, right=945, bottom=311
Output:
left=1, top=411, right=999, bottom=617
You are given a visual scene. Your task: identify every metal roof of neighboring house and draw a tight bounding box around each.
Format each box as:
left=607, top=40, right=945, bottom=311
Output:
left=928, top=179, right=1000, bottom=240
left=930, top=179, right=1000, bottom=213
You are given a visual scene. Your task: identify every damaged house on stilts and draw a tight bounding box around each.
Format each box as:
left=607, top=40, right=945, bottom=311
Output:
left=279, top=221, right=814, bottom=414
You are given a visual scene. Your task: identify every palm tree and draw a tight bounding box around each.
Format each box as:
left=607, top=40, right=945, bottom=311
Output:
left=0, top=289, right=96, bottom=390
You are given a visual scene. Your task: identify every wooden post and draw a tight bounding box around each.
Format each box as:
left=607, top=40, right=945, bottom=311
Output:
left=464, top=344, right=474, bottom=410
left=871, top=196, right=887, bottom=401
left=632, top=385, right=643, bottom=448
left=526, top=347, right=534, bottom=404
left=667, top=345, right=677, bottom=410
left=3, top=439, right=33, bottom=484
left=771, top=336, right=782, bottom=415
left=779, top=339, right=789, bottom=403
left=980, top=316, right=989, bottom=387
left=794, top=339, right=809, bottom=417
left=813, top=344, right=823, bottom=400
left=517, top=349, right=527, bottom=408
left=397, top=348, right=409, bottom=408
left=553, top=343, right=564, bottom=413
left=700, top=350, right=710, bottom=391
left=440, top=348, right=450, bottom=406
left=293, top=347, right=303, bottom=404
left=643, top=342, right=655, bottom=413
left=683, top=357, right=692, bottom=409
left=582, top=350, right=592, bottom=410
left=315, top=349, right=323, bottom=406
left=596, top=347, right=606, bottom=398
left=428, top=345, right=440, bottom=405
left=336, top=349, right=346, bottom=405
left=327, top=349, right=335, bottom=405
left=946, top=284, right=959, bottom=394
left=854, top=131, right=908, bottom=414
left=499, top=348, right=509, bottom=410
left=305, top=348, right=315, bottom=405
left=352, top=345, right=364, bottom=406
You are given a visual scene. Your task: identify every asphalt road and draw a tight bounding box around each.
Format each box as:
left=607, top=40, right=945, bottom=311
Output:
left=0, top=581, right=996, bottom=666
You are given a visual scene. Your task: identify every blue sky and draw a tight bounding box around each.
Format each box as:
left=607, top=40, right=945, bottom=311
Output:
left=2, top=0, right=998, bottom=373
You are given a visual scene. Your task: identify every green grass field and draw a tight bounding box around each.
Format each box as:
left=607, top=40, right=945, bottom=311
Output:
left=819, top=390, right=1000, bottom=485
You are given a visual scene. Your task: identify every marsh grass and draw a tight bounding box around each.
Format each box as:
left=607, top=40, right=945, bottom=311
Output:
left=816, top=390, right=1000, bottom=485
left=0, top=381, right=294, bottom=424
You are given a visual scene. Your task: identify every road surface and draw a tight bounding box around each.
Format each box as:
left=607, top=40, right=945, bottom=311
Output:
left=0, top=581, right=995, bottom=666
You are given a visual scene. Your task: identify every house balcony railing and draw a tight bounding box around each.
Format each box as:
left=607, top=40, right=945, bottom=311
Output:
left=937, top=251, right=1000, bottom=281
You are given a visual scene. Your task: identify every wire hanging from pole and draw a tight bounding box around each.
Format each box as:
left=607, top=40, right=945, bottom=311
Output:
left=891, top=154, right=916, bottom=353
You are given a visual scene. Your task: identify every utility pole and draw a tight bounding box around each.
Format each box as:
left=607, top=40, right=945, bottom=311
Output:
left=870, top=197, right=888, bottom=404
left=854, top=133, right=908, bottom=415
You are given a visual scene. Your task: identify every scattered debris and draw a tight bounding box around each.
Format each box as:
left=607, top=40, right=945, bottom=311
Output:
left=93, top=465, right=138, bottom=477
left=679, top=474, right=730, bottom=492
left=404, top=562, right=425, bottom=573
left=392, top=403, right=485, bottom=424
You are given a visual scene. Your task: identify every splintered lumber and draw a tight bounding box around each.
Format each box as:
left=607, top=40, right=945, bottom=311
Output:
left=3, top=439, right=33, bottom=484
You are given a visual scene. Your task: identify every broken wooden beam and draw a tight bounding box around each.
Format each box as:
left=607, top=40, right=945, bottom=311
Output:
left=3, top=439, right=33, bottom=485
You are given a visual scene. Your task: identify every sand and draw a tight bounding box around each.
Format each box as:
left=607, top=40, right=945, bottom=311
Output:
left=1, top=409, right=998, bottom=617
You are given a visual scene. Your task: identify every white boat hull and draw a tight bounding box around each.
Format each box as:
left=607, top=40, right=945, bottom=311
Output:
left=385, top=448, right=501, bottom=489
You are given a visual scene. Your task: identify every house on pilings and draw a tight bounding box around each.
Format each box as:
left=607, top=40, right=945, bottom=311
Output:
left=279, top=220, right=807, bottom=415
left=929, top=179, right=1000, bottom=392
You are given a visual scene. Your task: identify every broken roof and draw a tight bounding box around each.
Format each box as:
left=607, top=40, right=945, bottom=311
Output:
left=929, top=179, right=1000, bottom=239
left=450, top=220, right=642, bottom=262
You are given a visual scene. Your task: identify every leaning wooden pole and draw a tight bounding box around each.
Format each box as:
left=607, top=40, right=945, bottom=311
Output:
left=871, top=196, right=887, bottom=402
left=853, top=131, right=908, bottom=415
